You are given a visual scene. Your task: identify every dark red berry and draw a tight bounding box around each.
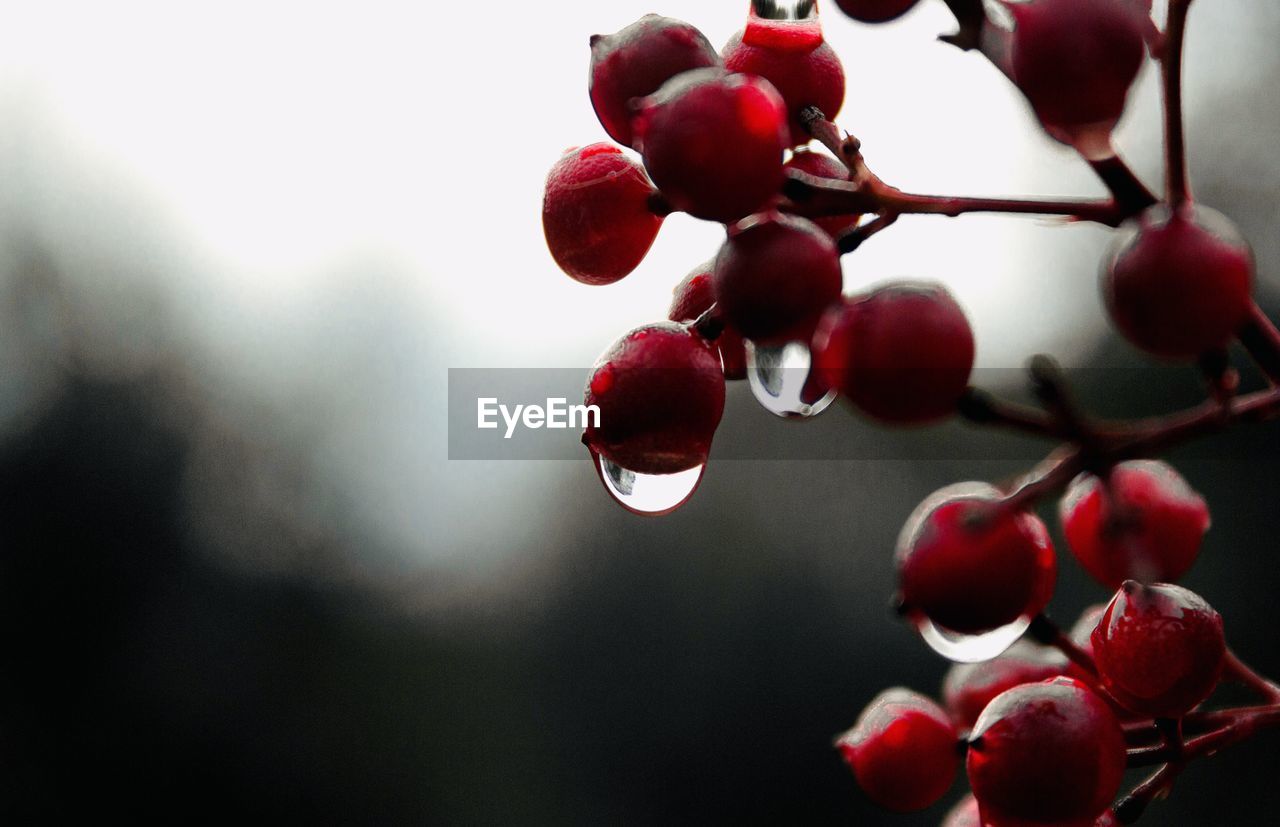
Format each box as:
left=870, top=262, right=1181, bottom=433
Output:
left=1007, top=0, right=1147, bottom=156
left=635, top=68, right=789, bottom=222
left=942, top=641, right=1067, bottom=729
left=968, top=677, right=1126, bottom=827
left=542, top=144, right=664, bottom=285
left=583, top=322, right=726, bottom=475
left=712, top=212, right=843, bottom=344
left=897, top=483, right=1056, bottom=635
left=812, top=282, right=975, bottom=424
left=588, top=15, right=721, bottom=148
left=668, top=262, right=748, bottom=380
left=834, top=0, right=921, bottom=24
left=783, top=150, right=859, bottom=239
left=1104, top=204, right=1255, bottom=359
left=944, top=794, right=1118, bottom=827
left=836, top=688, right=958, bottom=813
left=722, top=13, right=845, bottom=147
left=1061, top=460, right=1211, bottom=589
left=1065, top=604, right=1108, bottom=684
left=1091, top=581, right=1226, bottom=718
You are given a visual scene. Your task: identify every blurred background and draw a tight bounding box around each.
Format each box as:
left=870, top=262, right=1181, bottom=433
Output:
left=1, top=0, right=1278, bottom=823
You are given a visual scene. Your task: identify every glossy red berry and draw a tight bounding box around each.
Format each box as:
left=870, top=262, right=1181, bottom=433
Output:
left=836, top=688, right=958, bottom=813
left=583, top=322, right=726, bottom=475
left=834, top=0, right=921, bottom=23
left=588, top=15, right=721, bottom=149
left=782, top=150, right=859, bottom=239
left=635, top=68, right=789, bottom=222
left=1007, top=0, right=1147, bottom=156
left=668, top=263, right=748, bottom=380
left=944, top=794, right=1118, bottom=827
left=712, top=212, right=843, bottom=344
left=1061, top=460, right=1211, bottom=589
left=1091, top=581, right=1226, bottom=718
left=542, top=144, right=664, bottom=285
left=722, top=13, right=845, bottom=146
left=897, top=483, right=1056, bottom=636
left=968, top=677, right=1126, bottom=827
left=812, top=282, right=975, bottom=424
left=1104, top=204, right=1255, bottom=359
left=942, top=641, right=1067, bottom=728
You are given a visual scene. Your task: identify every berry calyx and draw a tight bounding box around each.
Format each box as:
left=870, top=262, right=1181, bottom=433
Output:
left=1060, top=460, right=1211, bottom=589
left=722, top=13, right=846, bottom=146
left=542, top=144, right=665, bottom=285
left=783, top=150, right=859, bottom=239
left=634, top=68, right=789, bottom=222
left=836, top=688, right=958, bottom=813
left=712, top=212, right=843, bottom=344
left=588, top=15, right=721, bottom=149
left=833, top=0, right=921, bottom=24
left=583, top=322, right=726, bottom=475
left=1091, top=581, right=1226, bottom=718
left=1103, top=204, right=1255, bottom=359
left=812, top=282, right=975, bottom=424
left=968, top=677, right=1126, bottom=827
left=1007, top=0, right=1147, bottom=157
left=668, top=262, right=748, bottom=380
left=897, top=483, right=1056, bottom=636
left=942, top=640, right=1067, bottom=729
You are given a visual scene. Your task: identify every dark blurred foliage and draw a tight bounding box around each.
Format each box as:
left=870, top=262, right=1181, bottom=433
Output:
left=3, top=10, right=1280, bottom=826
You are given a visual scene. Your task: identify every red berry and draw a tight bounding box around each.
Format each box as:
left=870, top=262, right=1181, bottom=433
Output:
left=1104, top=204, right=1255, bottom=359
left=542, top=144, right=664, bottom=285
left=1007, top=0, right=1147, bottom=156
left=942, top=641, right=1067, bottom=729
left=812, top=282, right=975, bottom=424
left=836, top=688, right=958, bottom=813
left=722, top=14, right=845, bottom=147
left=1061, top=460, right=1211, bottom=589
left=968, top=677, right=1126, bottom=827
left=944, top=794, right=1118, bottom=827
left=583, top=322, right=726, bottom=475
left=897, top=483, right=1056, bottom=635
left=588, top=15, right=721, bottom=149
left=1065, top=604, right=1108, bottom=683
left=834, top=0, right=921, bottom=23
left=712, top=212, right=843, bottom=344
left=668, top=263, right=748, bottom=380
left=635, top=69, right=789, bottom=222
left=1091, top=581, right=1226, bottom=718
left=783, top=150, right=859, bottom=239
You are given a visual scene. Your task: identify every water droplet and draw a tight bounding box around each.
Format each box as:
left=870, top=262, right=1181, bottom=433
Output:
left=746, top=340, right=837, bottom=419
left=593, top=452, right=704, bottom=516
left=915, top=614, right=1032, bottom=663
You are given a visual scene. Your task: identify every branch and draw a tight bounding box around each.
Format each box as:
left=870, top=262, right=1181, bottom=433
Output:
left=1161, top=0, right=1195, bottom=206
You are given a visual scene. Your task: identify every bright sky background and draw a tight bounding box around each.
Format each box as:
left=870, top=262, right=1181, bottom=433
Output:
left=0, top=0, right=1259, bottom=570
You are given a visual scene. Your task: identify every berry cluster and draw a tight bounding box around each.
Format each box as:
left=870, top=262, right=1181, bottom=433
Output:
left=542, top=1, right=1280, bottom=822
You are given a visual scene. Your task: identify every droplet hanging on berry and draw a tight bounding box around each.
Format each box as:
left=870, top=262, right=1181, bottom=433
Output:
left=745, top=340, right=837, bottom=419
left=832, top=0, right=921, bottom=24
left=588, top=15, right=722, bottom=149
left=542, top=144, right=665, bottom=285
left=591, top=451, right=706, bottom=516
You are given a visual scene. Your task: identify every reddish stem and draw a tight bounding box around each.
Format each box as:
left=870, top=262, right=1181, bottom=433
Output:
left=1161, top=0, right=1194, bottom=206
left=1223, top=649, right=1280, bottom=703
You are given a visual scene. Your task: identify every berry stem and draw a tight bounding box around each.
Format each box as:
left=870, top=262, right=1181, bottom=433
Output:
left=1160, top=0, right=1195, bottom=207
left=835, top=213, right=898, bottom=254
left=938, top=0, right=988, bottom=51
left=1028, top=614, right=1098, bottom=677
left=1237, top=303, right=1280, bottom=386
left=956, top=388, right=1063, bottom=439
left=1223, top=649, right=1280, bottom=703
left=1087, top=154, right=1158, bottom=216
